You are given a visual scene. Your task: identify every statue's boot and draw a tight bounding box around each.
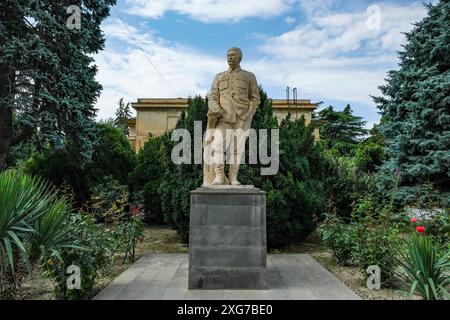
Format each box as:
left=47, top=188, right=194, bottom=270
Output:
left=211, top=165, right=225, bottom=185
left=228, top=164, right=241, bottom=185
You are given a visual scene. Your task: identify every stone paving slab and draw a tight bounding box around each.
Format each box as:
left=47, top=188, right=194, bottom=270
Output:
left=94, top=254, right=361, bottom=300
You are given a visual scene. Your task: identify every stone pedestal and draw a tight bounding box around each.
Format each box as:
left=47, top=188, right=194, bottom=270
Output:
left=188, top=186, right=267, bottom=289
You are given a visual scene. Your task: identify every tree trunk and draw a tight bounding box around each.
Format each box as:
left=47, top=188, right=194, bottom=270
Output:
left=0, top=63, right=13, bottom=169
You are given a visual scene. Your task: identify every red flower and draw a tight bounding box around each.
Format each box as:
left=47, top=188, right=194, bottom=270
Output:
left=131, top=206, right=140, bottom=216
left=410, top=218, right=417, bottom=223
left=415, top=226, right=425, bottom=234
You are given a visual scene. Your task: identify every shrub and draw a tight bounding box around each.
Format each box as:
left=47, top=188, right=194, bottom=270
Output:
left=83, top=176, right=130, bottom=223
left=112, top=207, right=145, bottom=263
left=351, top=196, right=402, bottom=285
left=129, top=134, right=171, bottom=224
left=24, top=123, right=136, bottom=205
left=317, top=213, right=356, bottom=265
left=42, top=214, right=115, bottom=300
left=322, top=151, right=372, bottom=218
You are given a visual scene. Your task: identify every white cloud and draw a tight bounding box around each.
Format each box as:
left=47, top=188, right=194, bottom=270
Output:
left=284, top=16, right=296, bottom=25
left=94, top=19, right=224, bottom=120
left=124, top=0, right=295, bottom=23
left=94, top=1, right=429, bottom=121
left=256, top=2, right=428, bottom=106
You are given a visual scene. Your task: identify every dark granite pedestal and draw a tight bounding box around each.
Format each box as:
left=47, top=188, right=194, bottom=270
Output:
left=188, top=186, right=267, bottom=289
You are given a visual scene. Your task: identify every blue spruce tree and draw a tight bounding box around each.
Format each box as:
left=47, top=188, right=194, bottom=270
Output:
left=373, top=0, right=450, bottom=201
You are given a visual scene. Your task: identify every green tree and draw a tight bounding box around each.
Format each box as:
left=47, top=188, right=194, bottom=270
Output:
left=373, top=0, right=450, bottom=195
left=114, top=98, right=132, bottom=135
left=0, top=0, right=116, bottom=169
left=25, top=123, right=136, bottom=205
left=314, top=104, right=368, bottom=156
left=354, top=125, right=387, bottom=173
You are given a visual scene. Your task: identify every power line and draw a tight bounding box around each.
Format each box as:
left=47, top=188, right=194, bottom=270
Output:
left=112, top=7, right=181, bottom=97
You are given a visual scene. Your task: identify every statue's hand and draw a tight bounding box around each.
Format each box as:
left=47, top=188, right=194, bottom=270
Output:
left=209, top=101, right=221, bottom=114
left=249, top=102, right=257, bottom=117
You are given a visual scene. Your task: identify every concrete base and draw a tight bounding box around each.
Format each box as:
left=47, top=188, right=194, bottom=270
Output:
left=188, top=186, right=267, bottom=289
left=93, top=254, right=362, bottom=300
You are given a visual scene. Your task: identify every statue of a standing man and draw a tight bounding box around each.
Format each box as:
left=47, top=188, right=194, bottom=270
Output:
left=203, top=47, right=260, bottom=186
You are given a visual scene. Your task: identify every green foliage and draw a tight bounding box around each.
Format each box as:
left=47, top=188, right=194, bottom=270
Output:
left=390, top=235, right=449, bottom=300
left=28, top=199, right=79, bottom=262
left=426, top=209, right=450, bottom=250
left=405, top=183, right=450, bottom=249
left=24, top=123, right=136, bottom=205
left=374, top=1, right=450, bottom=192
left=0, top=169, right=75, bottom=298
left=84, top=176, right=130, bottom=222
left=321, top=150, right=372, bottom=218
left=0, top=0, right=117, bottom=167
left=114, top=98, right=132, bottom=135
left=81, top=176, right=145, bottom=263
left=317, top=213, right=356, bottom=265
left=314, top=104, right=368, bottom=156
left=42, top=214, right=114, bottom=300
left=113, top=213, right=145, bottom=263
left=130, top=133, right=172, bottom=224
left=351, top=196, right=402, bottom=284
left=0, top=170, right=53, bottom=274
left=354, top=140, right=386, bottom=173
left=255, top=115, right=326, bottom=248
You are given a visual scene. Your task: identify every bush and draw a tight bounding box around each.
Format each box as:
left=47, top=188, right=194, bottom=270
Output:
left=317, top=213, right=356, bottom=265
left=129, top=133, right=171, bottom=224
left=24, top=123, right=136, bottom=205
left=83, top=176, right=130, bottom=223
left=351, top=196, right=402, bottom=285
left=42, top=214, right=114, bottom=300
left=322, top=151, right=372, bottom=218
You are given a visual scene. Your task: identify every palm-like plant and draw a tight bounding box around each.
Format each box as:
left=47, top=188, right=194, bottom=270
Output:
left=392, top=235, right=449, bottom=300
left=0, top=170, right=56, bottom=275
left=29, top=198, right=81, bottom=262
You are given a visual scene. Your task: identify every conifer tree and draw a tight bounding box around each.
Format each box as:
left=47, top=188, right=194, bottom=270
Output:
left=0, top=0, right=116, bottom=168
left=373, top=0, right=450, bottom=194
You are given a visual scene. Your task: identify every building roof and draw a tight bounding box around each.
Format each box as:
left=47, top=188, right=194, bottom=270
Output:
left=131, top=98, right=317, bottom=110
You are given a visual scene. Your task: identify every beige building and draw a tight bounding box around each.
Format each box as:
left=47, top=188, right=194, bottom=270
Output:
left=127, top=98, right=318, bottom=151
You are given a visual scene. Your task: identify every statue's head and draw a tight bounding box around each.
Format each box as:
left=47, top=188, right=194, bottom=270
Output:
left=227, top=47, right=242, bottom=69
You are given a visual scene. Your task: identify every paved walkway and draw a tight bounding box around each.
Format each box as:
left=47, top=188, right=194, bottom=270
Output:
left=94, top=254, right=360, bottom=300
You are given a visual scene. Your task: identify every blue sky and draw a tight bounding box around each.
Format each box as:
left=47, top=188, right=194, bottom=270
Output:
left=94, top=0, right=435, bottom=128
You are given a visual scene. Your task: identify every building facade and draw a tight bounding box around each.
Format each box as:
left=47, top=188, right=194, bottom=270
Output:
left=127, top=98, right=318, bottom=151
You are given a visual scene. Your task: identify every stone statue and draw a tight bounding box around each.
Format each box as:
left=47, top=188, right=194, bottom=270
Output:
left=203, top=47, right=260, bottom=186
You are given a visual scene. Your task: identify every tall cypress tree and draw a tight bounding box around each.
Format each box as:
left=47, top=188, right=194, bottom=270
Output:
left=0, top=0, right=116, bottom=168
left=373, top=0, right=450, bottom=193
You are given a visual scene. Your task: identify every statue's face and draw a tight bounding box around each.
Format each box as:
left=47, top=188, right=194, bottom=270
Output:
left=227, top=50, right=241, bottom=68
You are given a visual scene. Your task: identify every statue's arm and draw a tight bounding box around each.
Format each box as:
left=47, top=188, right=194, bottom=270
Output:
left=208, top=75, right=221, bottom=114
left=249, top=73, right=260, bottom=113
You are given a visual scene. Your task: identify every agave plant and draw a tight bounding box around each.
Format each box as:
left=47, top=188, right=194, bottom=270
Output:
left=28, top=198, right=82, bottom=263
left=392, top=235, right=450, bottom=300
left=0, top=170, right=56, bottom=276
